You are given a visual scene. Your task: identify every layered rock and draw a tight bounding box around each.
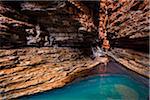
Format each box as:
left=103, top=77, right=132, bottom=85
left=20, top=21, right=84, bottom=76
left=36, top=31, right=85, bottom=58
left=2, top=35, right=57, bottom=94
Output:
left=107, top=48, right=149, bottom=78
left=0, top=1, right=149, bottom=49
left=0, top=47, right=108, bottom=99
left=0, top=2, right=33, bottom=48
left=67, top=0, right=97, bottom=32
left=99, top=0, right=149, bottom=77
left=99, top=0, right=149, bottom=51
left=0, top=1, right=98, bottom=48
left=0, top=1, right=149, bottom=99
left=0, top=2, right=103, bottom=99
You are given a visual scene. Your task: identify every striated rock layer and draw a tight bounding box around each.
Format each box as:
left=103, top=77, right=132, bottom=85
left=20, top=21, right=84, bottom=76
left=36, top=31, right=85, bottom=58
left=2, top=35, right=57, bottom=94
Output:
left=0, top=1, right=98, bottom=48
left=99, top=0, right=149, bottom=52
left=99, top=0, right=149, bottom=78
left=0, top=1, right=149, bottom=99
left=0, top=47, right=108, bottom=99
left=107, top=48, right=149, bottom=78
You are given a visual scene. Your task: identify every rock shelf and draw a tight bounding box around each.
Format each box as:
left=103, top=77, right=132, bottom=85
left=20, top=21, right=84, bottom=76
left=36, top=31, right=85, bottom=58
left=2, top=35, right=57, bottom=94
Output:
left=0, top=47, right=108, bottom=99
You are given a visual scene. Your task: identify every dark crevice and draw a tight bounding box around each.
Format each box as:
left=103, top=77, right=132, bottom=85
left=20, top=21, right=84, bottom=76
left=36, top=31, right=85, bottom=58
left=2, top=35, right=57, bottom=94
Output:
left=110, top=37, right=149, bottom=53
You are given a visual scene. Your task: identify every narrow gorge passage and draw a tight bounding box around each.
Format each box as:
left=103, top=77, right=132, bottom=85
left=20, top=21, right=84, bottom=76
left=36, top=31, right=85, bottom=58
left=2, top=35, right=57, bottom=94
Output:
left=0, top=0, right=149, bottom=100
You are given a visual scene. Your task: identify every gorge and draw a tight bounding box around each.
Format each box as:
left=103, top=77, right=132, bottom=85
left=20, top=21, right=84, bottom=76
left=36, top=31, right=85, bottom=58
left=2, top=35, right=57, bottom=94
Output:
left=0, top=0, right=149, bottom=100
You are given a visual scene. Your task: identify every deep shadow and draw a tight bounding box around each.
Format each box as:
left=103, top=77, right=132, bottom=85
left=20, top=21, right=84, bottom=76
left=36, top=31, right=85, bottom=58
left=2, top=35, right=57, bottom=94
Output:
left=110, top=36, right=149, bottom=54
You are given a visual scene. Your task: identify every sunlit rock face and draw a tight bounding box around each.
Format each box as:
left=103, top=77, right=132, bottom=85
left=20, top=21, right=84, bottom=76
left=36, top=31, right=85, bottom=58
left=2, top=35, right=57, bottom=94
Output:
left=0, top=47, right=107, bottom=99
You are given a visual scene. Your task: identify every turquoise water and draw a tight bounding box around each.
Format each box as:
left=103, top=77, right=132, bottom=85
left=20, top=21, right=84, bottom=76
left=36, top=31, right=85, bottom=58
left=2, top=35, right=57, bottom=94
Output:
left=22, top=75, right=149, bottom=100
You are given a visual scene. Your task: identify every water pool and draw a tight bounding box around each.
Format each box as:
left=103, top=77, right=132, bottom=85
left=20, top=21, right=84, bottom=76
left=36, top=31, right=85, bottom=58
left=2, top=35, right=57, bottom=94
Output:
left=21, top=61, right=149, bottom=100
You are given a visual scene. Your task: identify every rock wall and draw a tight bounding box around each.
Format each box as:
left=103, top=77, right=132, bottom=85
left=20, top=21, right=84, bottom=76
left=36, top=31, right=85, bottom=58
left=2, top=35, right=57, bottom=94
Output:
left=0, top=2, right=33, bottom=48
left=0, top=1, right=149, bottom=49
left=0, top=47, right=108, bottom=99
left=0, top=1, right=149, bottom=99
left=99, top=0, right=149, bottom=52
left=107, top=48, right=149, bottom=78
left=0, top=1, right=97, bottom=48
left=98, top=0, right=149, bottom=77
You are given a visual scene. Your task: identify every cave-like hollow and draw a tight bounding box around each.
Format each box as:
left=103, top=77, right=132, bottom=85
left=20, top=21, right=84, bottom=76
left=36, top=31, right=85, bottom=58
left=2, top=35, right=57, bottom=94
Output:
left=0, top=1, right=149, bottom=99
left=0, top=1, right=149, bottom=52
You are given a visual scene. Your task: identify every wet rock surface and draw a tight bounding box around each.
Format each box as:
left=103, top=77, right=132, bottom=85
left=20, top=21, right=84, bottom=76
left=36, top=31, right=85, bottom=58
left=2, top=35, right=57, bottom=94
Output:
left=0, top=47, right=107, bottom=99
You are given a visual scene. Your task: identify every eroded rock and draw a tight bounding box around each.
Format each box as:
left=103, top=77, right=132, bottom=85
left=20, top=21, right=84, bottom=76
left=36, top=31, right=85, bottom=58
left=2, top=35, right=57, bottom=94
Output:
left=0, top=47, right=108, bottom=99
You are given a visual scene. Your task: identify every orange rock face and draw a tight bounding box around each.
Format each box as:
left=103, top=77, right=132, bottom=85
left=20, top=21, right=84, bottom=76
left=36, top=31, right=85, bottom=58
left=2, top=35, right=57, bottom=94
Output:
left=67, top=0, right=96, bottom=32
left=102, top=38, right=110, bottom=50
left=107, top=48, right=150, bottom=78
left=0, top=1, right=149, bottom=99
left=0, top=47, right=108, bottom=99
left=99, top=0, right=149, bottom=50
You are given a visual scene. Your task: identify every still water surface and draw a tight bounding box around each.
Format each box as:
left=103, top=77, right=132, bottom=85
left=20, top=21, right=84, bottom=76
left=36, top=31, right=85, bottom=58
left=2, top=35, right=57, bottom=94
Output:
left=21, top=61, right=149, bottom=100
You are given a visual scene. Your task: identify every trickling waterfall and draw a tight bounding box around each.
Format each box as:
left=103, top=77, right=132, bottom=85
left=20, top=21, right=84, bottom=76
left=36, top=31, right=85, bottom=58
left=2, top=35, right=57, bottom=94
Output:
left=91, top=45, right=108, bottom=74
left=91, top=46, right=104, bottom=58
